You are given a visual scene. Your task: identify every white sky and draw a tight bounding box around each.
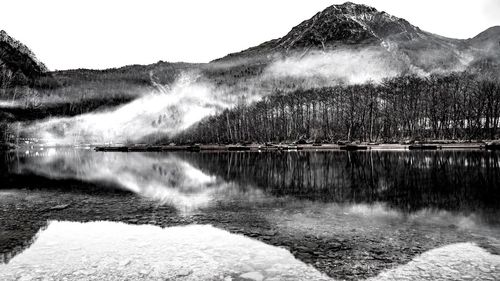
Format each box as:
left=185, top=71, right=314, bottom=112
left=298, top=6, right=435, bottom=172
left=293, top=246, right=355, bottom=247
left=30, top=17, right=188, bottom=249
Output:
left=1, top=0, right=498, bottom=70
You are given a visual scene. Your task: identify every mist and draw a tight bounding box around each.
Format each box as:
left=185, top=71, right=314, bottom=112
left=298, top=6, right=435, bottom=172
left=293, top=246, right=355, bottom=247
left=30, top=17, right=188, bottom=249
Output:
left=0, top=100, right=19, bottom=108
left=263, top=48, right=405, bottom=86
left=12, top=149, right=266, bottom=212
left=16, top=46, right=471, bottom=145
left=20, top=72, right=238, bottom=145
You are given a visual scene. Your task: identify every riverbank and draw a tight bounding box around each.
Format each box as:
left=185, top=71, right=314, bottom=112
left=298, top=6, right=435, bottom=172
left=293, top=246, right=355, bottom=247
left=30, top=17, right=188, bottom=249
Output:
left=92, top=142, right=489, bottom=152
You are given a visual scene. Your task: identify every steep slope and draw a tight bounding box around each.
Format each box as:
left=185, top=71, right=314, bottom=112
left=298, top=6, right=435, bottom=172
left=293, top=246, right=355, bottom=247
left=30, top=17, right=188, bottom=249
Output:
left=466, top=26, right=500, bottom=74
left=468, top=26, right=500, bottom=51
left=224, top=2, right=420, bottom=56
left=0, top=30, right=47, bottom=87
left=215, top=2, right=493, bottom=74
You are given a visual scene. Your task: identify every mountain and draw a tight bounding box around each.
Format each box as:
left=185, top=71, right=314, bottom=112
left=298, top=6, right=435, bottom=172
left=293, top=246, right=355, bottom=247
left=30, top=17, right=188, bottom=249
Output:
left=221, top=2, right=417, bottom=55
left=0, top=30, right=47, bottom=86
left=466, top=26, right=500, bottom=73
left=468, top=26, right=500, bottom=51
left=215, top=2, right=499, bottom=74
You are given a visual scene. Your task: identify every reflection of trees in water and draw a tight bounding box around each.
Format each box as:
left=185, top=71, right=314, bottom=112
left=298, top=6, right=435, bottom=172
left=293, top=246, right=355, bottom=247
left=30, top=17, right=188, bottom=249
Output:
left=3, top=151, right=213, bottom=194
left=2, top=150, right=500, bottom=268
left=3, top=150, right=500, bottom=214
left=179, top=151, right=500, bottom=214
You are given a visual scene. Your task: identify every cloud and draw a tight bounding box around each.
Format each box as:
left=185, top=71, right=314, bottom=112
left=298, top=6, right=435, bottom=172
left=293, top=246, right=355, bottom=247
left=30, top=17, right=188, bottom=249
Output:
left=264, top=48, right=404, bottom=86
left=21, top=72, right=235, bottom=144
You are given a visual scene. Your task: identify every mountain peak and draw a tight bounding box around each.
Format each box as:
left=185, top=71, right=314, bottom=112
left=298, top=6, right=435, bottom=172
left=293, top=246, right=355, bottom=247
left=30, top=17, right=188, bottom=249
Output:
left=321, top=2, right=421, bottom=39
left=216, top=2, right=423, bottom=62
left=326, top=1, right=378, bottom=14
left=213, top=2, right=499, bottom=73
left=0, top=29, right=47, bottom=82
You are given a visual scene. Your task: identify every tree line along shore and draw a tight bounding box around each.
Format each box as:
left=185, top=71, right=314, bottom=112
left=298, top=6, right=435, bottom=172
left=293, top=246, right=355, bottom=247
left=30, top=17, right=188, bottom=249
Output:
left=2, top=71, right=500, bottom=147
left=169, top=73, right=500, bottom=145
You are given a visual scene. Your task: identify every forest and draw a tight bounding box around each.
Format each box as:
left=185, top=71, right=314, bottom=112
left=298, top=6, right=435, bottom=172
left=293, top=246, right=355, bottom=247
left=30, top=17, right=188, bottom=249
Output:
left=0, top=61, right=195, bottom=142
left=3, top=61, right=500, bottom=145
left=172, top=72, right=500, bottom=144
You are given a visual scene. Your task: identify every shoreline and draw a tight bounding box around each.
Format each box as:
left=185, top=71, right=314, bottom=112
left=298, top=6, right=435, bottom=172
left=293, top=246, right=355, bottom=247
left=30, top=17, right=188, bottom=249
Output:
left=91, top=143, right=489, bottom=152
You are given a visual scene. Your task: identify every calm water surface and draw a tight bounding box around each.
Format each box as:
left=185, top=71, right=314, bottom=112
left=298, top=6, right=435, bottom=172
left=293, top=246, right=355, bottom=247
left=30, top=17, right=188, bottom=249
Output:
left=1, top=149, right=499, bottom=280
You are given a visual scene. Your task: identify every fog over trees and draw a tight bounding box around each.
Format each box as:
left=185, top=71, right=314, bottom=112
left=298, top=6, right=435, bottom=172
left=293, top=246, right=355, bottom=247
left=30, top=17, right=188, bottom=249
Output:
left=172, top=72, right=500, bottom=144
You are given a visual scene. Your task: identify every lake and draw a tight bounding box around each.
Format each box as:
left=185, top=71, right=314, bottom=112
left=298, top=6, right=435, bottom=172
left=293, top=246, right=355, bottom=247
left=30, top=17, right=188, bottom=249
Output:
left=1, top=149, right=499, bottom=280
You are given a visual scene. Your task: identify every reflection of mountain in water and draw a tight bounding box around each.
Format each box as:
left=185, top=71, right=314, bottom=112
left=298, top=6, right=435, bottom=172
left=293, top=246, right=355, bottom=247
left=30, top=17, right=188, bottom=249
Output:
left=178, top=151, right=500, bottom=216
left=2, top=150, right=500, bottom=279
left=0, top=221, right=331, bottom=281
left=2, top=221, right=499, bottom=281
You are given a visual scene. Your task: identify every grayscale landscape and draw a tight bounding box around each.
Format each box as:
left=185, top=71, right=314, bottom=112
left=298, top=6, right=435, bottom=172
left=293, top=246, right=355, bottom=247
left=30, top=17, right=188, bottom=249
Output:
left=0, top=1, right=499, bottom=280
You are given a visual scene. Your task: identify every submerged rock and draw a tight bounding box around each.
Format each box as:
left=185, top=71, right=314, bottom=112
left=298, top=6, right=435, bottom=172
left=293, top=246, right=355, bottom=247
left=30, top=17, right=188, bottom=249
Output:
left=49, top=204, right=70, bottom=211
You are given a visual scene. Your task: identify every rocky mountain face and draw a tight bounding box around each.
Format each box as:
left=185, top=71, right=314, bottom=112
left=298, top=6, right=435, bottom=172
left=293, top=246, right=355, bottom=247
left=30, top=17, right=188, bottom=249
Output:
left=0, top=30, right=47, bottom=87
left=228, top=2, right=421, bottom=54
left=216, top=2, right=499, bottom=74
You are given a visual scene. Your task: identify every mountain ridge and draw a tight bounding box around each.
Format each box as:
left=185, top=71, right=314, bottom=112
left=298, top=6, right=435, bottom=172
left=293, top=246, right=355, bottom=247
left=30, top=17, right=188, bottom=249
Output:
left=0, top=29, right=47, bottom=86
left=214, top=2, right=499, bottom=74
left=0, top=2, right=499, bottom=80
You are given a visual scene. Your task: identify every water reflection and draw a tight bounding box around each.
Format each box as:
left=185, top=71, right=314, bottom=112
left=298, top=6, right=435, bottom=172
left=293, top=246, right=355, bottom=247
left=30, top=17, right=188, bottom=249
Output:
left=0, top=221, right=330, bottom=281
left=184, top=151, right=500, bottom=216
left=4, top=149, right=500, bottom=218
left=4, top=149, right=267, bottom=212
left=2, top=149, right=500, bottom=279
left=369, top=242, right=500, bottom=281
left=0, top=221, right=498, bottom=281
left=266, top=201, right=500, bottom=245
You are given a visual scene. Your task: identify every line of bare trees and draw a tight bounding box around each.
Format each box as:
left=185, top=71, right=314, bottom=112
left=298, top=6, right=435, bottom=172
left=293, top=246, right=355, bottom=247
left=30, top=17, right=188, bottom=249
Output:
left=173, top=72, right=500, bottom=143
